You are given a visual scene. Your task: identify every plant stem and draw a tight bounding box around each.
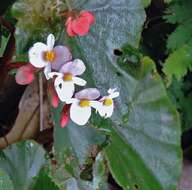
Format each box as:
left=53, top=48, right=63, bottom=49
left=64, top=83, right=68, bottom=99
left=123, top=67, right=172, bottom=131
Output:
left=39, top=73, right=44, bottom=131
left=65, top=0, right=72, bottom=11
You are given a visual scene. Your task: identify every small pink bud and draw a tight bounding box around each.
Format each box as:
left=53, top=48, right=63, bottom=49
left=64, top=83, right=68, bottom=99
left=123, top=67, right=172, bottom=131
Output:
left=60, top=104, right=70, bottom=128
left=50, top=86, right=59, bottom=108
left=15, top=64, right=35, bottom=85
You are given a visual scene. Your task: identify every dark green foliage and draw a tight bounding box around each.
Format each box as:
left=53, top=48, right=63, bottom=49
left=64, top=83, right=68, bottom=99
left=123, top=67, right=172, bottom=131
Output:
left=32, top=169, right=60, bottom=190
left=163, top=0, right=192, bottom=82
left=0, top=0, right=15, bottom=15
left=168, top=78, right=192, bottom=131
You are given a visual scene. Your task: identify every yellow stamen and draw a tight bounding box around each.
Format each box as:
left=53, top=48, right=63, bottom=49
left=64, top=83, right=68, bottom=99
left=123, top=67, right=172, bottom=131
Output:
left=103, top=98, right=113, bottom=106
left=63, top=73, right=73, bottom=81
left=44, top=51, right=55, bottom=62
left=79, top=99, right=90, bottom=107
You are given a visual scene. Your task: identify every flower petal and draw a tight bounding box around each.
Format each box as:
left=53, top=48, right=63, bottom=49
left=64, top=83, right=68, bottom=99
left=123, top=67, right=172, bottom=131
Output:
left=66, top=17, right=77, bottom=37
left=108, top=88, right=120, bottom=99
left=80, top=11, right=95, bottom=25
left=60, top=104, right=70, bottom=127
left=54, top=77, right=75, bottom=102
left=73, top=77, right=87, bottom=86
left=60, top=113, right=69, bottom=128
left=49, top=85, right=59, bottom=108
left=47, top=34, right=55, bottom=50
left=75, top=88, right=100, bottom=100
left=110, top=91, right=120, bottom=99
left=90, top=101, right=102, bottom=111
left=71, top=17, right=90, bottom=36
left=70, top=100, right=91, bottom=125
left=71, top=59, right=86, bottom=75
left=65, top=17, right=72, bottom=26
left=97, top=103, right=114, bottom=118
left=65, top=98, right=76, bottom=104
left=59, top=61, right=73, bottom=73
left=15, top=64, right=35, bottom=85
left=60, top=59, right=86, bottom=76
left=29, top=42, right=48, bottom=68
left=44, top=63, right=51, bottom=80
left=52, top=46, right=72, bottom=71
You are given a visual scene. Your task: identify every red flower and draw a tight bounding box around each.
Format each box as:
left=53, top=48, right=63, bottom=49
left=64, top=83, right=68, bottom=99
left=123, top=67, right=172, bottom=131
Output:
left=15, top=64, right=35, bottom=85
left=49, top=85, right=59, bottom=108
left=60, top=104, right=70, bottom=128
left=65, top=11, right=95, bottom=37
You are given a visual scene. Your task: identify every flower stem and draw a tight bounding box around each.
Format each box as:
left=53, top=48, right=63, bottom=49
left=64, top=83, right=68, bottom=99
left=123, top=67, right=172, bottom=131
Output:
left=39, top=72, right=44, bottom=131
left=65, top=0, right=72, bottom=11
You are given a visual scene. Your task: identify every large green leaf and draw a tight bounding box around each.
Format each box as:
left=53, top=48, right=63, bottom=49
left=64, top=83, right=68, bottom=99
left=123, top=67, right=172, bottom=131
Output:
left=59, top=1, right=181, bottom=190
left=53, top=0, right=147, bottom=189
left=0, top=141, right=46, bottom=190
left=52, top=107, right=106, bottom=189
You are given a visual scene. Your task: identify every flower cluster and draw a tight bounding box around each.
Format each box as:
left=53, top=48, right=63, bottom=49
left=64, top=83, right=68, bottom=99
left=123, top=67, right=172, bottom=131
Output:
left=65, top=11, right=95, bottom=37
left=15, top=10, right=119, bottom=126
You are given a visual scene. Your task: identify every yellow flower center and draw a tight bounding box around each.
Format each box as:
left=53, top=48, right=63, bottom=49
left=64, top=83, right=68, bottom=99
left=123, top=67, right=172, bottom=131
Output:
left=63, top=73, right=73, bottom=81
left=79, top=99, right=90, bottom=107
left=44, top=51, right=55, bottom=62
left=103, top=98, right=113, bottom=106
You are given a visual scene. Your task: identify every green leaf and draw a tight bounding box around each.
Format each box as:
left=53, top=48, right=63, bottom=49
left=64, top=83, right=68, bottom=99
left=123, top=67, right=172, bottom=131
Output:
left=163, top=45, right=192, bottom=82
left=0, top=141, right=46, bottom=190
left=52, top=107, right=106, bottom=189
left=142, top=0, right=151, bottom=8
left=53, top=107, right=105, bottom=165
left=164, top=0, right=173, bottom=3
left=32, top=169, right=60, bottom=190
left=168, top=79, right=192, bottom=131
left=165, top=0, right=192, bottom=24
left=164, top=0, right=192, bottom=81
left=92, top=153, right=108, bottom=190
left=95, top=55, right=181, bottom=190
left=0, top=35, right=10, bottom=57
left=167, top=23, right=192, bottom=51
left=0, top=169, right=14, bottom=190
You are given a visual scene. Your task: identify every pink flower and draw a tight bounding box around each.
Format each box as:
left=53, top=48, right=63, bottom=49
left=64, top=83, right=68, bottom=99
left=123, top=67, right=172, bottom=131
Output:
left=96, top=89, right=119, bottom=118
left=65, top=11, right=95, bottom=37
left=68, top=88, right=101, bottom=125
left=15, top=64, right=35, bottom=85
left=48, top=59, right=86, bottom=102
left=28, top=34, right=72, bottom=79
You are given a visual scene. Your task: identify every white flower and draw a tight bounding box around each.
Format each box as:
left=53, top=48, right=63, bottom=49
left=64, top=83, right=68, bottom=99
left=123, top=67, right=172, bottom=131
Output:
left=28, top=34, right=72, bottom=79
left=48, top=59, right=87, bottom=102
left=69, top=88, right=101, bottom=125
left=96, top=88, right=119, bottom=118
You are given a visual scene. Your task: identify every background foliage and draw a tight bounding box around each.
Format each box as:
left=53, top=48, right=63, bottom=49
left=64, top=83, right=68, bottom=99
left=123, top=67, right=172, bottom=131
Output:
left=163, top=0, right=192, bottom=82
